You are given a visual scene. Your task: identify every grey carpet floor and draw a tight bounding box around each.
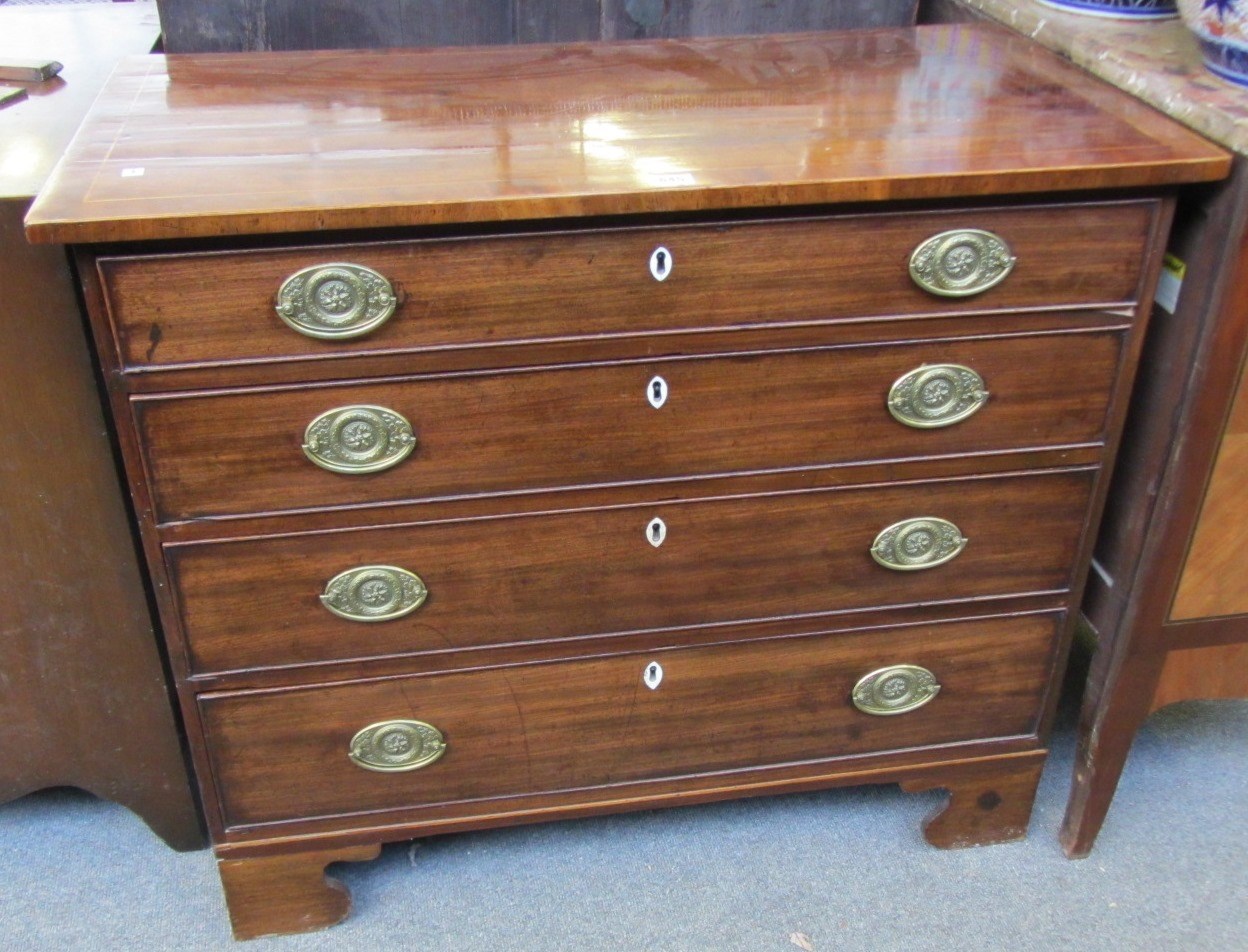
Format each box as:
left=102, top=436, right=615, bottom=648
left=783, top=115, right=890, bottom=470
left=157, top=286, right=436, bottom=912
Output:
left=2, top=696, right=1245, bottom=951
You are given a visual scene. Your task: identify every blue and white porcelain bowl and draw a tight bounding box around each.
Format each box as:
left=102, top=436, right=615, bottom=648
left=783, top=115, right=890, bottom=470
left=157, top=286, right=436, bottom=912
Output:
left=1178, top=0, right=1248, bottom=86
left=1035, top=0, right=1179, bottom=18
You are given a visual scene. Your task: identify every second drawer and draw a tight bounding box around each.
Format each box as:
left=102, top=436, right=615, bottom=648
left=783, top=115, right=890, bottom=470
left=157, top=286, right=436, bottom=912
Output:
left=137, top=331, right=1120, bottom=523
left=169, top=468, right=1094, bottom=674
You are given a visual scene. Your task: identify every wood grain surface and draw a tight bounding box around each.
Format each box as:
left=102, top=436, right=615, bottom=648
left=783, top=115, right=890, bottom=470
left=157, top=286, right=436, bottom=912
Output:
left=24, top=25, right=1228, bottom=244
left=1170, top=348, right=1248, bottom=619
left=97, top=202, right=1151, bottom=372
left=169, top=468, right=1093, bottom=674
left=135, top=333, right=1119, bottom=523
left=199, top=613, right=1059, bottom=828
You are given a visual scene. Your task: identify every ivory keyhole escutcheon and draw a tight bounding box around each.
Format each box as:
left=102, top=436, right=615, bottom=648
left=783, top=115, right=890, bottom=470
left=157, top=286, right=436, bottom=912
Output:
left=643, top=661, right=664, bottom=690
left=649, top=246, right=672, bottom=281
left=647, top=517, right=667, bottom=548
left=647, top=375, right=668, bottom=409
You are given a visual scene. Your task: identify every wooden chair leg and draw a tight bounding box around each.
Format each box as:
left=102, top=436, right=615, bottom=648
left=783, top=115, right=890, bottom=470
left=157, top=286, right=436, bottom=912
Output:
left=900, top=753, right=1045, bottom=849
left=217, top=843, right=382, bottom=940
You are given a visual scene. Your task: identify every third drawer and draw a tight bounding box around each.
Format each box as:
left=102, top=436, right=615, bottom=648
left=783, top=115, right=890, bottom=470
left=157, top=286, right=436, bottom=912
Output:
left=169, top=468, right=1095, bottom=675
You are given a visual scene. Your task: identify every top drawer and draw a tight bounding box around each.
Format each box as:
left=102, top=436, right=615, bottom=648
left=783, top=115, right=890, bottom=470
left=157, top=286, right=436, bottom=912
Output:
left=98, top=202, right=1153, bottom=373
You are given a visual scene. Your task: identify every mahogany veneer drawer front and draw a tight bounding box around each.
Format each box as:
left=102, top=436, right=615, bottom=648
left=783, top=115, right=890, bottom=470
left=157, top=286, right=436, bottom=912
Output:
left=201, top=613, right=1060, bottom=829
left=99, top=202, right=1152, bottom=373
left=171, top=469, right=1094, bottom=675
left=136, top=332, right=1119, bottom=523
left=27, top=25, right=1228, bottom=940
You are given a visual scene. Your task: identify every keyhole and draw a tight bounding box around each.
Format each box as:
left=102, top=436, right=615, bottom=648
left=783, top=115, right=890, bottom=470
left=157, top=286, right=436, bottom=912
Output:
left=647, top=375, right=668, bottom=409
left=649, top=246, right=672, bottom=282
left=647, top=517, right=667, bottom=548
left=643, top=661, right=663, bottom=690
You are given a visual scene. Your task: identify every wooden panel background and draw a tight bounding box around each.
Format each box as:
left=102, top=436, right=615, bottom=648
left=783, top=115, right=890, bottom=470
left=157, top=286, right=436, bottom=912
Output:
left=156, top=0, right=919, bottom=53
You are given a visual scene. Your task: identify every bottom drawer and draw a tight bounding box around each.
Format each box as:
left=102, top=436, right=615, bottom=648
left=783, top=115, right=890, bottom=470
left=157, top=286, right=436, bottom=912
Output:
left=201, top=613, right=1060, bottom=829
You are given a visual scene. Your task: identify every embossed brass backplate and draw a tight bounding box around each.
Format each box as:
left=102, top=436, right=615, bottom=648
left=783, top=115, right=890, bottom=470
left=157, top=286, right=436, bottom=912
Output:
left=871, top=517, right=967, bottom=571
left=349, top=720, right=447, bottom=772
left=852, top=664, right=941, bottom=716
left=321, top=565, right=427, bottom=623
left=302, top=404, right=416, bottom=474
left=909, top=229, right=1015, bottom=297
left=888, top=364, right=988, bottom=429
left=276, top=263, right=397, bottom=339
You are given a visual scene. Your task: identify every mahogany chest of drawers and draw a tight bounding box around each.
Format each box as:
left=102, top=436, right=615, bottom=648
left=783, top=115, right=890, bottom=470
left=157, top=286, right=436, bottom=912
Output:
left=26, top=24, right=1227, bottom=939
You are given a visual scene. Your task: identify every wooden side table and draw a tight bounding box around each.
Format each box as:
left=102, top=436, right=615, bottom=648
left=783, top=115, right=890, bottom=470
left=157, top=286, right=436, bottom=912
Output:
left=0, top=3, right=202, bottom=851
left=1065, top=160, right=1248, bottom=856
left=922, top=0, right=1248, bottom=857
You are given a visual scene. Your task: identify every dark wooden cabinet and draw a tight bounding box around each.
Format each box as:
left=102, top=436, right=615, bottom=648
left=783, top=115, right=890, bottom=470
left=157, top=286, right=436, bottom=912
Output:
left=0, top=3, right=201, bottom=852
left=1063, top=160, right=1248, bottom=856
left=27, top=24, right=1226, bottom=938
left=153, top=0, right=920, bottom=52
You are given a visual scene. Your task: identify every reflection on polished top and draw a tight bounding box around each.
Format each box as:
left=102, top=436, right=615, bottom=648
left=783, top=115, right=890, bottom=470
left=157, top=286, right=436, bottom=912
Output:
left=24, top=23, right=1229, bottom=243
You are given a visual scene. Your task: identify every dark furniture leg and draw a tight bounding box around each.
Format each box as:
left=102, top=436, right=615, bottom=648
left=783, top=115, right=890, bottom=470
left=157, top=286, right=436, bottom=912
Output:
left=901, top=751, right=1045, bottom=848
left=1060, top=648, right=1167, bottom=858
left=218, top=844, right=383, bottom=940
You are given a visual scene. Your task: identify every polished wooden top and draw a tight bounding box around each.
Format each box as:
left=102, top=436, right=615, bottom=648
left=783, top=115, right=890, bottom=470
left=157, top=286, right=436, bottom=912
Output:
left=25, top=23, right=1229, bottom=244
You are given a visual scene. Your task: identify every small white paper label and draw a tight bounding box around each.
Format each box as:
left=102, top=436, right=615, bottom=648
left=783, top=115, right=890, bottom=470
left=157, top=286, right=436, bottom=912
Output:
left=1155, top=253, right=1185, bottom=315
left=121, top=167, right=145, bottom=178
left=652, top=172, right=695, bottom=187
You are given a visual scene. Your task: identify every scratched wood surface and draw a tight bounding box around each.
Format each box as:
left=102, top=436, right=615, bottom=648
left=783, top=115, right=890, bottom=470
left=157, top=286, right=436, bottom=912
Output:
left=155, top=0, right=919, bottom=53
left=25, top=25, right=1229, bottom=244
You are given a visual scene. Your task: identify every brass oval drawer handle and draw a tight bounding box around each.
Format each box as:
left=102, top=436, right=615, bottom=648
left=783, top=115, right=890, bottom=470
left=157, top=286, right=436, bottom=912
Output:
left=909, top=229, right=1015, bottom=297
left=871, top=516, right=967, bottom=571
left=302, top=404, right=417, bottom=474
left=321, top=565, right=428, bottom=623
left=349, top=720, right=447, bottom=773
left=888, top=363, right=989, bottom=429
left=276, top=262, right=397, bottom=339
left=852, top=665, right=941, bottom=716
